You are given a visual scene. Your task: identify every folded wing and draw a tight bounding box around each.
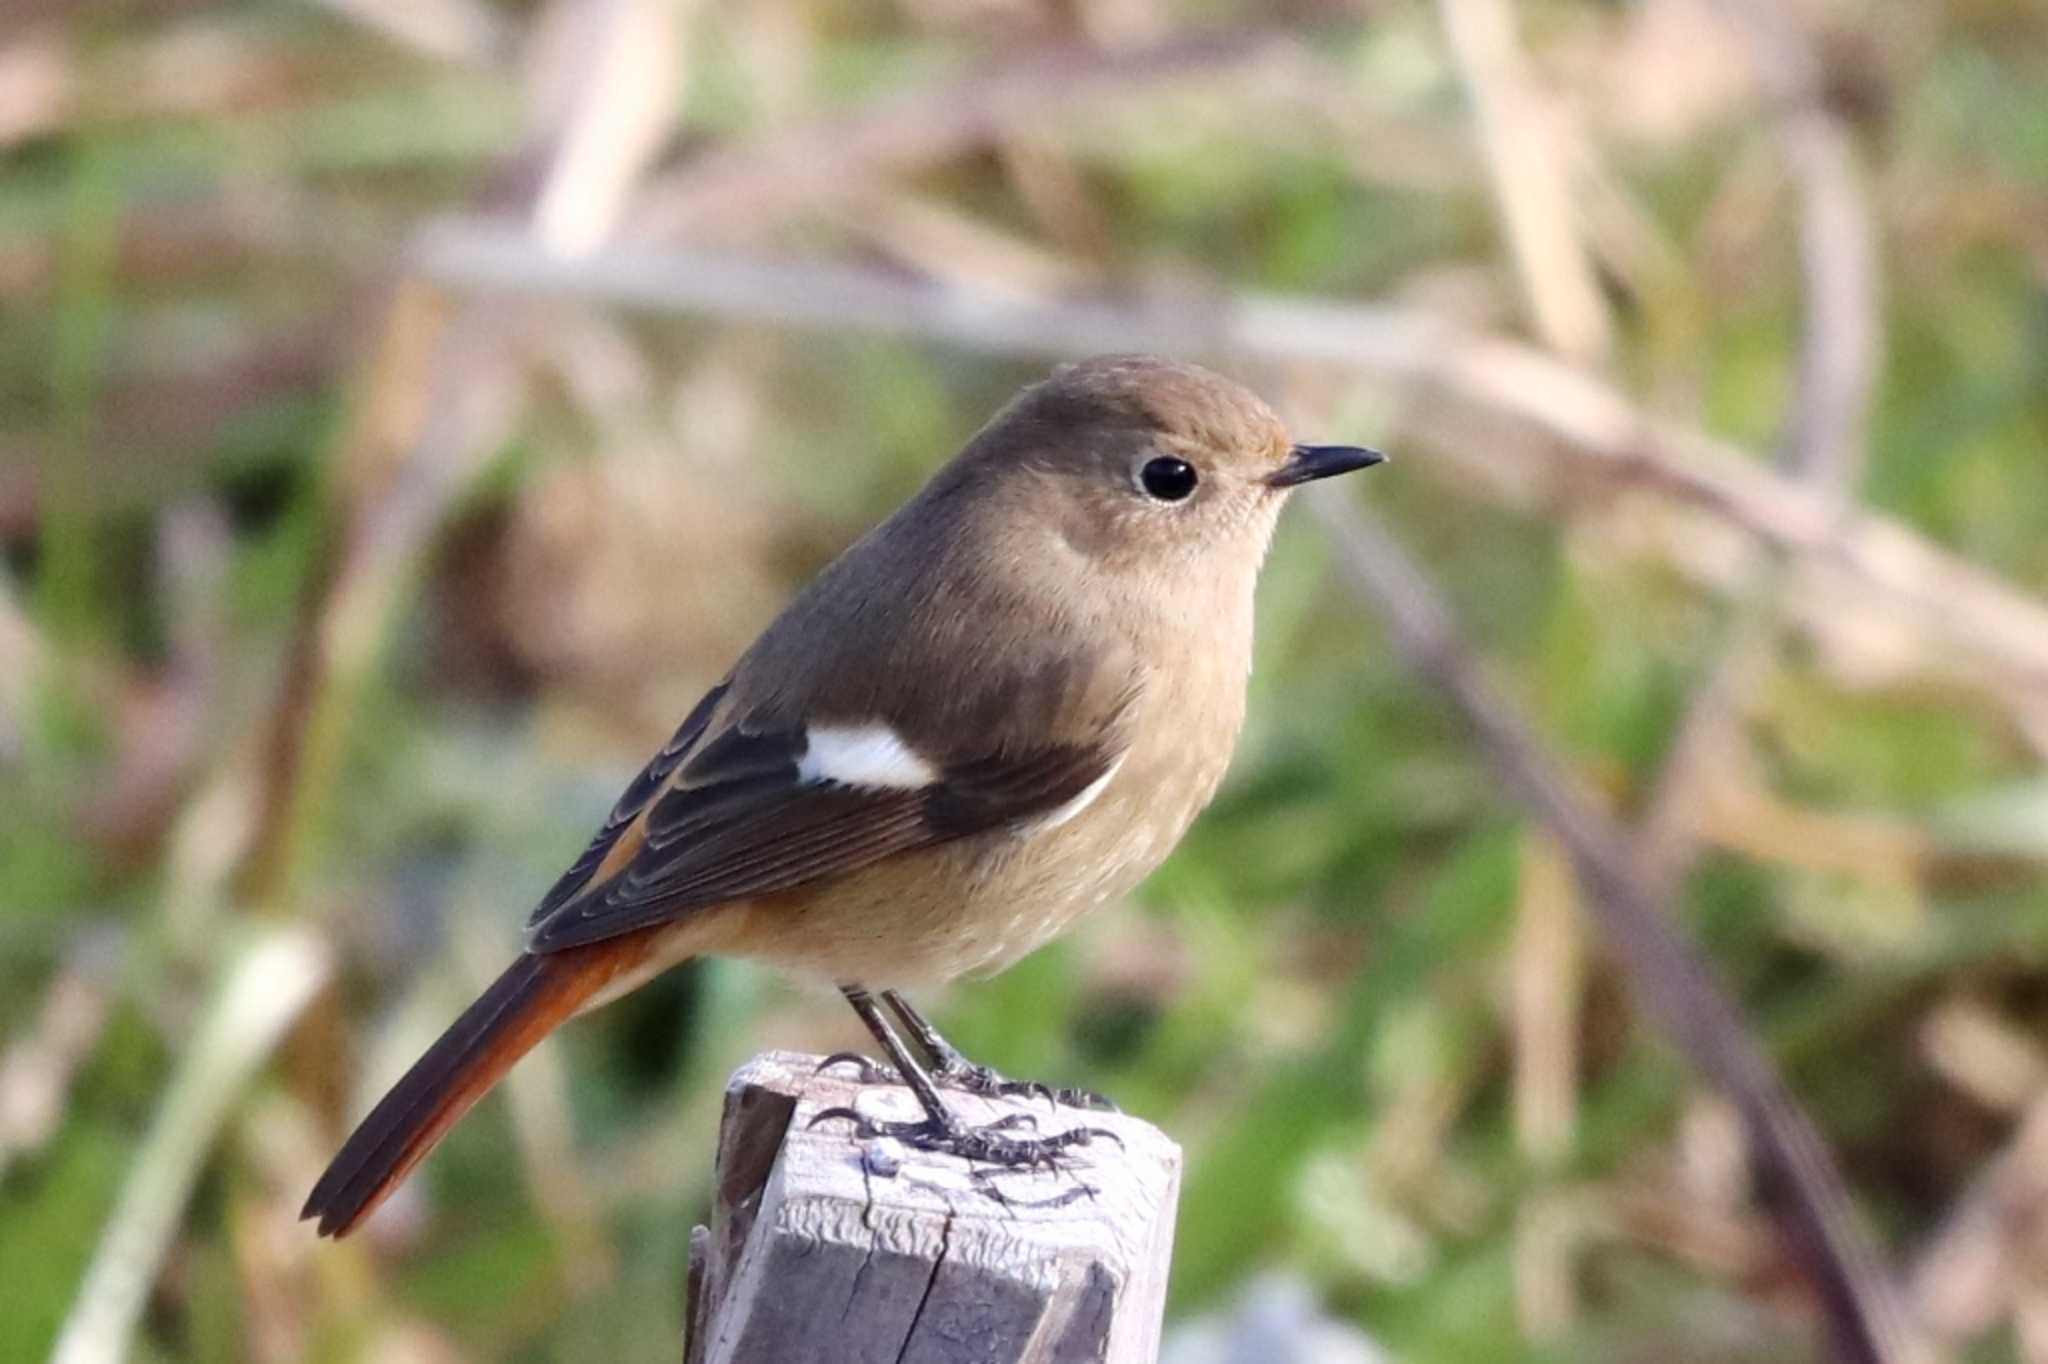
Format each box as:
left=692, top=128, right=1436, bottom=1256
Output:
left=525, top=689, right=1130, bottom=953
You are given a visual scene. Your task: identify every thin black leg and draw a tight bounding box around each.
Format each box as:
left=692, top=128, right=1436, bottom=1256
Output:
left=810, top=983, right=1117, bottom=1173
left=880, top=989, right=1117, bottom=1113
left=881, top=990, right=974, bottom=1074
left=839, top=985, right=953, bottom=1126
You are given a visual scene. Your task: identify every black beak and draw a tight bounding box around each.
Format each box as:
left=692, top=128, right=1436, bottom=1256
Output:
left=1266, top=443, right=1388, bottom=488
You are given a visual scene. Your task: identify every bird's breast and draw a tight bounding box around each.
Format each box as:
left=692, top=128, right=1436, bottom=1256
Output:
left=991, top=633, right=1248, bottom=926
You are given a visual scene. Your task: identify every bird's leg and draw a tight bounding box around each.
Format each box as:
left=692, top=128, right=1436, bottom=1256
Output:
left=882, top=989, right=1118, bottom=1113
left=812, top=984, right=921, bottom=1087
left=810, top=985, right=1119, bottom=1171
left=811, top=985, right=932, bottom=1088
left=878, top=990, right=1008, bottom=1089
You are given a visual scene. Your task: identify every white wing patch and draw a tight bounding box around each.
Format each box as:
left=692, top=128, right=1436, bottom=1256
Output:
left=798, top=723, right=938, bottom=790
left=1033, top=754, right=1125, bottom=831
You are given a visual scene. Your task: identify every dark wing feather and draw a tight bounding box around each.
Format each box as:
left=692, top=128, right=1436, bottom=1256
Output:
left=525, top=681, right=729, bottom=932
left=524, top=729, right=1121, bottom=953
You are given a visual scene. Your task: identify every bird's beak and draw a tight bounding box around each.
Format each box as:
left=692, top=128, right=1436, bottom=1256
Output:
left=1265, top=443, right=1388, bottom=488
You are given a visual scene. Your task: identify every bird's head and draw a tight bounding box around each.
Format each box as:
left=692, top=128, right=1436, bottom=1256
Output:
left=949, top=354, right=1384, bottom=573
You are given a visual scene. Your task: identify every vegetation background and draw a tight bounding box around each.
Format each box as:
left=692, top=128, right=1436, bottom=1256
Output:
left=4, top=0, right=2046, bottom=1359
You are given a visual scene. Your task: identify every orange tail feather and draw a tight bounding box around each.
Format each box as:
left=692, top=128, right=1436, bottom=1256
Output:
left=302, top=938, right=650, bottom=1238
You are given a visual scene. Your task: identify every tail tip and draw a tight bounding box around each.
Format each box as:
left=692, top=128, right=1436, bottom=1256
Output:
left=300, top=1178, right=361, bottom=1238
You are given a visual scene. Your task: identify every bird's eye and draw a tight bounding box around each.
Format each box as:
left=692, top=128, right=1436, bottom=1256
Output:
left=1138, top=457, right=1198, bottom=502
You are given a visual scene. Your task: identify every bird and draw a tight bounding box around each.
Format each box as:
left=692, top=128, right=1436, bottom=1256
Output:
left=302, top=354, right=1383, bottom=1237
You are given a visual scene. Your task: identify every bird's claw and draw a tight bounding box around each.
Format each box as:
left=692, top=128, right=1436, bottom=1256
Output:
left=929, top=1062, right=1046, bottom=1104
left=807, top=1107, right=1120, bottom=1171
left=816, top=1049, right=1120, bottom=1119
left=1047, top=1085, right=1120, bottom=1113
left=928, top=1062, right=1118, bottom=1113
left=807, top=1104, right=870, bottom=1133
left=815, top=1052, right=900, bottom=1085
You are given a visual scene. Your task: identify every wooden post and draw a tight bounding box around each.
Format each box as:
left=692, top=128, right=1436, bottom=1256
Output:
left=684, top=1051, right=1182, bottom=1364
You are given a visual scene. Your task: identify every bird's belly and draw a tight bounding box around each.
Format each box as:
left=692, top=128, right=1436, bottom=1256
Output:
left=740, top=748, right=1228, bottom=989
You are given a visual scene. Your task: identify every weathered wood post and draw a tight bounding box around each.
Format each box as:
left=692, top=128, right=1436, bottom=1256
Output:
left=684, top=1051, right=1183, bottom=1364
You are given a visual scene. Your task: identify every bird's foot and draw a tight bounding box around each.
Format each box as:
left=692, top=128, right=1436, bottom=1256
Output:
left=930, top=1062, right=1120, bottom=1113
left=817, top=1051, right=1118, bottom=1113
left=808, top=1105, right=1120, bottom=1173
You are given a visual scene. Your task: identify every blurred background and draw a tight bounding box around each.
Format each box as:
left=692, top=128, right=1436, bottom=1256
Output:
left=3, top=0, right=2047, bottom=1360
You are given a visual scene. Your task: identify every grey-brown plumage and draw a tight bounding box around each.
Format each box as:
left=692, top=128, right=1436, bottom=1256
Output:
left=304, top=355, right=1383, bottom=1237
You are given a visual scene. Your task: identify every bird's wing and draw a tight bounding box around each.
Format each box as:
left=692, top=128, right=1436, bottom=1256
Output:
left=523, top=684, right=1131, bottom=953
left=524, top=681, right=731, bottom=934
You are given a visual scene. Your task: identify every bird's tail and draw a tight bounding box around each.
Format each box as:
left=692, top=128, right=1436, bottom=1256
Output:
left=301, top=938, right=655, bottom=1238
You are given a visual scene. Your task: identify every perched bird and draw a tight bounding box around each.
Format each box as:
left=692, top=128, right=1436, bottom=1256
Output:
left=303, top=354, right=1383, bottom=1237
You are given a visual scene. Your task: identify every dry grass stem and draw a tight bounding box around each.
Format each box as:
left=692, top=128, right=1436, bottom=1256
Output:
left=628, top=26, right=1305, bottom=242
left=1437, top=0, right=1612, bottom=361
left=50, top=928, right=331, bottom=1364
left=1638, top=0, right=1885, bottom=886
left=1307, top=491, right=1920, bottom=1364
left=408, top=223, right=2048, bottom=715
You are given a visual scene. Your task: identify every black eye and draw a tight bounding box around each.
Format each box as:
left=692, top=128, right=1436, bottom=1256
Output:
left=1139, top=457, right=1198, bottom=502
